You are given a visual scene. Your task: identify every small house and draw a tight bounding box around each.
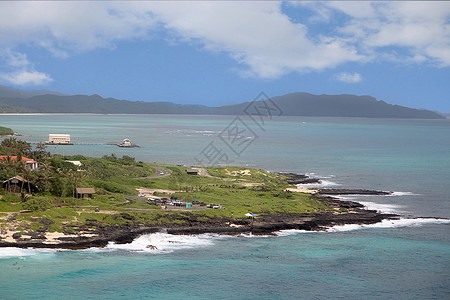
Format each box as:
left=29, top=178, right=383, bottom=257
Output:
left=2, top=175, right=38, bottom=194
left=76, top=187, right=96, bottom=199
left=66, top=160, right=82, bottom=167
left=0, top=155, right=38, bottom=170
left=66, top=160, right=82, bottom=171
left=186, top=169, right=199, bottom=175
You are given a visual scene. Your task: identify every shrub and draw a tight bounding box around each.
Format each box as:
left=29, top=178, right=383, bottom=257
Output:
left=273, top=190, right=294, bottom=199
left=88, top=179, right=136, bottom=195
left=23, top=197, right=53, bottom=211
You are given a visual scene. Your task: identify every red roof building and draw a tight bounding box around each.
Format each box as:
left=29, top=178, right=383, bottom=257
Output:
left=0, top=155, right=39, bottom=170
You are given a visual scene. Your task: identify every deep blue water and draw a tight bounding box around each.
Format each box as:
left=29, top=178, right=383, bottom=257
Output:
left=0, top=114, right=449, bottom=299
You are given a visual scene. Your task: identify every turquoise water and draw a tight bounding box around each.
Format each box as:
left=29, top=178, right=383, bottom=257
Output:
left=0, top=228, right=449, bottom=299
left=0, top=114, right=449, bottom=299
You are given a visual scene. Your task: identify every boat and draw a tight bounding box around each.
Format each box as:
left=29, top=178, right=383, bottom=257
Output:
left=117, top=138, right=140, bottom=147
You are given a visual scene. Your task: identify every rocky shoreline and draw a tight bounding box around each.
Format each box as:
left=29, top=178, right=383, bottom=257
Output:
left=277, top=172, right=321, bottom=185
left=0, top=195, right=398, bottom=250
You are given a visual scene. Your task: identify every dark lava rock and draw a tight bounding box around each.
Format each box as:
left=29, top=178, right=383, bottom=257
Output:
left=36, top=226, right=48, bottom=233
left=120, top=213, right=135, bottom=221
left=278, top=172, right=321, bottom=185
left=27, top=231, right=46, bottom=240
left=40, top=218, right=55, bottom=225
left=12, top=232, right=22, bottom=239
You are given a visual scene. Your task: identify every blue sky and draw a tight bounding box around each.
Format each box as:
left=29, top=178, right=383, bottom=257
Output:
left=0, top=1, right=449, bottom=112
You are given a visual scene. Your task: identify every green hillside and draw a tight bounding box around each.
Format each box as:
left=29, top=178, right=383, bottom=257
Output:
left=0, top=126, right=14, bottom=135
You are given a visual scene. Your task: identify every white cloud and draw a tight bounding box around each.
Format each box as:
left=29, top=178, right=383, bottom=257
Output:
left=0, top=2, right=158, bottom=57
left=145, top=2, right=362, bottom=78
left=0, top=2, right=156, bottom=85
left=335, top=72, right=362, bottom=83
left=1, top=50, right=30, bottom=68
left=327, top=2, right=450, bottom=66
left=0, top=49, right=53, bottom=86
left=0, top=1, right=362, bottom=80
left=0, top=70, right=53, bottom=86
left=0, top=1, right=449, bottom=82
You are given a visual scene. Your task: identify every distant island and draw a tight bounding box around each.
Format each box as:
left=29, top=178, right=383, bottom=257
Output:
left=0, top=84, right=444, bottom=119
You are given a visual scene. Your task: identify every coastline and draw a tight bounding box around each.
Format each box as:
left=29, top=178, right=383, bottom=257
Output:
left=0, top=194, right=399, bottom=250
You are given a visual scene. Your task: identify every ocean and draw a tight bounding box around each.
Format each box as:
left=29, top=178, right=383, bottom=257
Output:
left=0, top=114, right=449, bottom=299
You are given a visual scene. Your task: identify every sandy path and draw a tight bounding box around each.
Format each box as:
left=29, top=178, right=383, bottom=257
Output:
left=226, top=169, right=252, bottom=176
left=286, top=187, right=318, bottom=194
left=137, top=187, right=181, bottom=195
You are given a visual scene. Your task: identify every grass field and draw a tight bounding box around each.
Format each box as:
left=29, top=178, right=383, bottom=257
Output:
left=0, top=157, right=328, bottom=233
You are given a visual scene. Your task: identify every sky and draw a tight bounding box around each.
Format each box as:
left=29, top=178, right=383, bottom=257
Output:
left=0, top=1, right=449, bottom=112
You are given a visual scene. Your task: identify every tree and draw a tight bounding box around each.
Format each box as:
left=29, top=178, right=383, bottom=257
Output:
left=73, top=171, right=87, bottom=209
left=0, top=155, right=21, bottom=204
left=21, top=166, right=36, bottom=199
left=32, top=142, right=50, bottom=161
left=67, top=169, right=77, bottom=208
left=22, top=197, right=52, bottom=211
left=36, top=142, right=46, bottom=152
left=36, top=162, right=53, bottom=195
left=14, top=156, right=27, bottom=195
left=0, top=137, right=31, bottom=154
left=55, top=168, right=72, bottom=206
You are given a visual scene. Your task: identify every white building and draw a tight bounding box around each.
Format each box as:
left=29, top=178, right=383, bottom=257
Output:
left=48, top=134, right=71, bottom=144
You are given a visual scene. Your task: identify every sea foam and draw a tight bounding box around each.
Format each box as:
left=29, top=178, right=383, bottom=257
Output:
left=296, top=180, right=340, bottom=188
left=275, top=229, right=314, bottom=236
left=0, top=247, right=57, bottom=259
left=326, top=218, right=450, bottom=232
left=388, top=191, right=420, bottom=196
left=358, top=201, right=404, bottom=214
left=105, top=232, right=221, bottom=253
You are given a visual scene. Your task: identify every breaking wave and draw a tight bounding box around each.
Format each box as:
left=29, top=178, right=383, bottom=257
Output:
left=296, top=180, right=340, bottom=188
left=105, top=232, right=221, bottom=253
left=0, top=248, right=57, bottom=259
left=333, top=196, right=405, bottom=214
left=357, top=201, right=404, bottom=214
left=388, top=191, right=420, bottom=196
left=326, top=218, right=450, bottom=232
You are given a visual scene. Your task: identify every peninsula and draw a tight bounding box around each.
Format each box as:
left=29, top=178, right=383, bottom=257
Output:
left=0, top=137, right=399, bottom=249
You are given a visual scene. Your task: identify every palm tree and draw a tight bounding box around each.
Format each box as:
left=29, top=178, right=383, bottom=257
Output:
left=1, top=156, right=16, bottom=204
left=1, top=155, right=25, bottom=204
left=21, top=166, right=36, bottom=200
left=37, top=162, right=53, bottom=195
left=58, top=168, right=72, bottom=206
left=1, top=137, right=31, bottom=154
left=32, top=142, right=50, bottom=161
left=14, top=157, right=27, bottom=196
left=68, top=170, right=77, bottom=208
left=74, top=171, right=87, bottom=209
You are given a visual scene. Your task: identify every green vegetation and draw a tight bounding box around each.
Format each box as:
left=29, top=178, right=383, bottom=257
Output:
left=0, top=138, right=331, bottom=236
left=22, top=197, right=53, bottom=211
left=0, top=126, right=14, bottom=135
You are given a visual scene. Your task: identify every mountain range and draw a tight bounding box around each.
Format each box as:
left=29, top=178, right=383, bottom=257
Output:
left=0, top=84, right=444, bottom=119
